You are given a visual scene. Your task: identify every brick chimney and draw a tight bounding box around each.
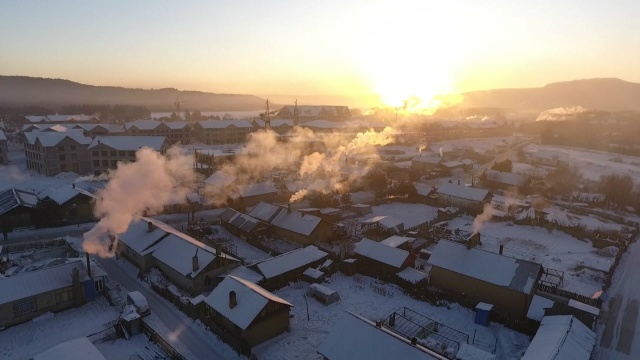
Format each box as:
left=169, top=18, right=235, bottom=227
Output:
left=192, top=249, right=199, bottom=272
left=147, top=221, right=154, bottom=232
left=229, top=291, right=237, bottom=309
left=85, top=252, right=92, bottom=278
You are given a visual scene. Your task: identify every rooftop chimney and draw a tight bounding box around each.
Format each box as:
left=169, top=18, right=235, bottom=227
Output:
left=287, top=202, right=291, bottom=214
left=192, top=249, right=199, bottom=272
left=229, top=291, right=237, bottom=309
left=86, top=252, right=92, bottom=278
left=147, top=221, right=154, bottom=232
left=72, top=183, right=75, bottom=189
left=499, top=244, right=504, bottom=255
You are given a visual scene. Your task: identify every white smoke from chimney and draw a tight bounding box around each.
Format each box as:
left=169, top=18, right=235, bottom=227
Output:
left=82, top=147, right=197, bottom=257
left=473, top=203, right=496, bottom=235
left=439, top=146, right=444, bottom=158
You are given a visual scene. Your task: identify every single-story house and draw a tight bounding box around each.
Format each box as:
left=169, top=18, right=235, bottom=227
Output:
left=318, top=311, right=445, bottom=360
left=251, top=245, right=328, bottom=290
left=0, top=188, right=43, bottom=229
left=219, top=208, right=265, bottom=239
left=204, top=275, right=292, bottom=349
left=40, top=185, right=95, bottom=225
left=236, top=182, right=278, bottom=208
left=248, top=202, right=334, bottom=245
left=427, top=240, right=542, bottom=319
left=429, top=182, right=493, bottom=214
left=354, top=238, right=416, bottom=277
left=411, top=156, right=443, bottom=173
left=0, top=260, right=96, bottom=329
left=521, top=315, right=596, bottom=360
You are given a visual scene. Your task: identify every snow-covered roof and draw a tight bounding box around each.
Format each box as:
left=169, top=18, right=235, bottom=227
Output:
left=225, top=210, right=261, bottom=233
left=32, top=337, right=106, bottom=360
left=0, top=188, right=39, bottom=215
left=197, top=119, right=254, bottom=129
left=484, top=170, right=527, bottom=187
left=247, top=201, right=283, bottom=223
left=380, top=235, right=414, bottom=248
left=521, top=316, right=596, bottom=360
left=354, top=238, right=411, bottom=269
left=204, top=275, right=291, bottom=330
left=152, top=231, right=238, bottom=278
left=436, top=183, right=492, bottom=202
left=204, top=170, right=237, bottom=187
left=302, top=267, right=324, bottom=279
left=254, top=119, right=294, bottom=128
left=0, top=260, right=89, bottom=305
left=117, top=217, right=172, bottom=255
left=271, top=209, right=323, bottom=236
left=396, top=267, right=429, bottom=284
left=88, top=135, right=168, bottom=151
left=412, top=156, right=442, bottom=164
left=238, top=182, right=277, bottom=198
left=442, top=160, right=464, bottom=168
left=23, top=131, right=91, bottom=147
left=427, top=240, right=541, bottom=294
left=362, top=215, right=404, bottom=231
left=125, top=119, right=190, bottom=130
left=42, top=185, right=91, bottom=205
left=309, top=283, right=337, bottom=297
left=26, top=115, right=98, bottom=123
left=254, top=245, right=328, bottom=279
left=226, top=266, right=264, bottom=283
left=318, top=311, right=443, bottom=360
left=527, top=294, right=556, bottom=321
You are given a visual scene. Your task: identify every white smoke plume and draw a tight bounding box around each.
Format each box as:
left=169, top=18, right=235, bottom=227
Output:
left=204, top=126, right=396, bottom=205
left=536, top=106, right=588, bottom=122
left=82, top=147, right=197, bottom=257
left=418, top=145, right=427, bottom=154
left=473, top=203, right=497, bottom=234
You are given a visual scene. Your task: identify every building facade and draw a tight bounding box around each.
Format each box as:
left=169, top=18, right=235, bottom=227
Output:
left=193, top=120, right=255, bottom=145
left=88, top=136, right=170, bottom=175
left=23, top=132, right=92, bottom=176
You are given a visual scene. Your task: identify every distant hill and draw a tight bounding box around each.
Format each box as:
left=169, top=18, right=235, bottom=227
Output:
left=461, top=78, right=640, bottom=114
left=0, top=76, right=267, bottom=111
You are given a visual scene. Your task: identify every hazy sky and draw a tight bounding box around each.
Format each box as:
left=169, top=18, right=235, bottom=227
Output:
left=1, top=0, right=639, bottom=106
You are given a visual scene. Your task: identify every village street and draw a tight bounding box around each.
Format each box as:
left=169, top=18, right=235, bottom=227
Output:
left=596, top=239, right=640, bottom=359
left=97, top=256, right=235, bottom=360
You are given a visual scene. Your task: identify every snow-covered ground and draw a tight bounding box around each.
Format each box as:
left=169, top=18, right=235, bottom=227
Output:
left=447, top=216, right=612, bottom=296
left=210, top=225, right=272, bottom=264
left=254, top=273, right=530, bottom=360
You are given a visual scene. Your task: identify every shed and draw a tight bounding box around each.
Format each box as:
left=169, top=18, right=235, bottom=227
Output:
left=474, top=302, right=493, bottom=326
left=302, top=267, right=325, bottom=283
left=307, top=283, right=340, bottom=305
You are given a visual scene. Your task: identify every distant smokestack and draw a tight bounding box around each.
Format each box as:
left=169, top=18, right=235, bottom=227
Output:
left=229, top=290, right=237, bottom=309
left=86, top=252, right=92, bottom=278
left=499, top=245, right=504, bottom=255
left=147, top=221, right=154, bottom=232
left=458, top=179, right=460, bottom=185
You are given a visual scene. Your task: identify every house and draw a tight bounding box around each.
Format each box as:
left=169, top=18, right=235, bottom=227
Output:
left=0, top=188, right=43, bottom=229
left=318, top=311, right=445, bottom=360
left=0, top=260, right=97, bottom=329
left=236, top=182, right=278, bottom=208
left=125, top=119, right=191, bottom=145
left=193, top=120, right=256, bottom=145
left=353, top=238, right=415, bottom=277
left=529, top=149, right=570, bottom=167
left=32, top=337, right=107, bottom=360
left=247, top=202, right=334, bottom=245
left=23, top=131, right=93, bottom=175
left=482, top=169, right=529, bottom=191
left=410, top=155, right=443, bottom=173
left=88, top=136, right=171, bottom=175
left=40, top=185, right=95, bottom=225
left=219, top=208, right=266, bottom=240
left=380, top=235, right=416, bottom=251
left=117, top=217, right=240, bottom=294
left=0, top=129, right=8, bottom=164
left=251, top=245, right=328, bottom=290
left=430, top=182, right=493, bottom=214
left=521, top=315, right=596, bottom=360
left=427, top=240, right=542, bottom=319
left=204, top=275, right=292, bottom=349
left=275, top=105, right=351, bottom=122
left=439, top=160, right=465, bottom=176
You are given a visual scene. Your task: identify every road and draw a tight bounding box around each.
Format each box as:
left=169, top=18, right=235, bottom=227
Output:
left=97, top=257, right=233, bottom=360
left=596, top=239, right=640, bottom=359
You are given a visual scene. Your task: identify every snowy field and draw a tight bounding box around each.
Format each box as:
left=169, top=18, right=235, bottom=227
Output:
left=524, top=144, right=640, bottom=182
left=447, top=217, right=612, bottom=296
left=254, top=273, right=530, bottom=360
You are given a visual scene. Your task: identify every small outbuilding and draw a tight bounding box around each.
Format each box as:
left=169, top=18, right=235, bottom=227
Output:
left=307, top=283, right=340, bottom=305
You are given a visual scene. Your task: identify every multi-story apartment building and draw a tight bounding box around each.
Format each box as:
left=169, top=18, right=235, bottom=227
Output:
left=124, top=120, right=191, bottom=145
left=23, top=131, right=92, bottom=175
left=275, top=105, right=351, bottom=122
left=22, top=123, right=111, bottom=138
left=193, top=120, right=255, bottom=145
left=24, top=115, right=99, bottom=124
left=88, top=136, right=171, bottom=175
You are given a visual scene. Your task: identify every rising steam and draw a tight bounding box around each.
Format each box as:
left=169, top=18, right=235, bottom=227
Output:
left=82, top=147, right=196, bottom=257
left=472, top=203, right=496, bottom=234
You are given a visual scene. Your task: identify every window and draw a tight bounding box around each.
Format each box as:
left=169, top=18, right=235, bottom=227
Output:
left=13, top=298, right=36, bottom=316
left=118, top=151, right=125, bottom=157
left=128, top=151, right=135, bottom=157
left=102, top=160, right=109, bottom=166
left=110, top=151, right=116, bottom=156
left=58, top=145, right=65, bottom=151
left=58, top=154, right=66, bottom=161
left=101, top=151, right=108, bottom=156
left=95, top=279, right=104, bottom=292
left=93, top=160, right=100, bottom=166
left=92, top=151, right=99, bottom=156
left=111, top=160, right=117, bottom=167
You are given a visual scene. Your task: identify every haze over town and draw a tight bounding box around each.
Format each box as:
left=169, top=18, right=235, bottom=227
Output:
left=1, top=1, right=640, bottom=360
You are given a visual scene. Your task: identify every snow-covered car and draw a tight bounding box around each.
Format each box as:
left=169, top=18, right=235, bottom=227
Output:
left=126, top=291, right=150, bottom=317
